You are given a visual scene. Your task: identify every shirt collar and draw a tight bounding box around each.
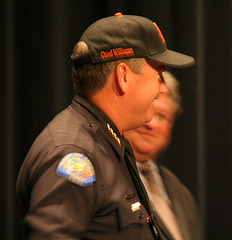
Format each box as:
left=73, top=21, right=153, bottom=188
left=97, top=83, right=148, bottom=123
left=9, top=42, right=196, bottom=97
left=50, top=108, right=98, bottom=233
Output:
left=71, top=94, right=125, bottom=158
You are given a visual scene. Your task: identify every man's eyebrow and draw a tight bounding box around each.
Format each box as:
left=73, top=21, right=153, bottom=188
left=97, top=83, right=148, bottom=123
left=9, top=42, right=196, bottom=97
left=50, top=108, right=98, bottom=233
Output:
left=158, top=65, right=167, bottom=72
left=153, top=64, right=167, bottom=73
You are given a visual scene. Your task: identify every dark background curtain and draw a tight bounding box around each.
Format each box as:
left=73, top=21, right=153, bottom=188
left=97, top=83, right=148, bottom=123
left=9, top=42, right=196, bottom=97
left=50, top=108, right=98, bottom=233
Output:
left=1, top=0, right=231, bottom=239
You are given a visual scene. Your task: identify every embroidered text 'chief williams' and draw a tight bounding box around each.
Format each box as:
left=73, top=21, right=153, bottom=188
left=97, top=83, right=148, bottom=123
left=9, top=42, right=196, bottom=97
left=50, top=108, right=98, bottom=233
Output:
left=72, top=13, right=195, bottom=69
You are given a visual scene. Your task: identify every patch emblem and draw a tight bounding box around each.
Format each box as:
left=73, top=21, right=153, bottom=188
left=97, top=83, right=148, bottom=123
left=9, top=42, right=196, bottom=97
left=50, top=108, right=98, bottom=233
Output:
left=56, top=153, right=96, bottom=186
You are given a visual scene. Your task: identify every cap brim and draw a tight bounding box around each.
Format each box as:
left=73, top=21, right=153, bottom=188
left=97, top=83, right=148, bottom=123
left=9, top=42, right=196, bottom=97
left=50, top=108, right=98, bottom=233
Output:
left=148, top=49, right=195, bottom=68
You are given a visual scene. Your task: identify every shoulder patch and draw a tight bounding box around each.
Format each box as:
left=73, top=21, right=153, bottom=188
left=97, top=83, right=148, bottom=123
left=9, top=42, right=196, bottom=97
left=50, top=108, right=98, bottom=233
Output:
left=56, top=153, right=96, bottom=186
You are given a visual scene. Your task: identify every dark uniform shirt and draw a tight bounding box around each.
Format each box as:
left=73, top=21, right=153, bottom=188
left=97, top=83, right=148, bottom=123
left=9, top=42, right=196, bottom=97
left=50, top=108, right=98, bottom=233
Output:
left=16, top=94, right=159, bottom=240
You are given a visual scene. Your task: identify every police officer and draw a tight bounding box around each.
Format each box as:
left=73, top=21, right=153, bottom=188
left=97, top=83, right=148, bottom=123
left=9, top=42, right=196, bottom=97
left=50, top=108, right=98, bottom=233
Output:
left=16, top=13, right=195, bottom=239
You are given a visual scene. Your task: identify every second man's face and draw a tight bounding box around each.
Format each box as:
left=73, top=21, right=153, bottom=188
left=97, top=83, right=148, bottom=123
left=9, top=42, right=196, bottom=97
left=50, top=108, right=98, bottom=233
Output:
left=124, top=93, right=176, bottom=162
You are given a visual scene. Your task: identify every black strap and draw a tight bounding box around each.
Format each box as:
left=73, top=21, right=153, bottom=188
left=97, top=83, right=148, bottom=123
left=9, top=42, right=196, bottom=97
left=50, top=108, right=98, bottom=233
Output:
left=71, top=54, right=92, bottom=70
left=124, top=139, right=162, bottom=240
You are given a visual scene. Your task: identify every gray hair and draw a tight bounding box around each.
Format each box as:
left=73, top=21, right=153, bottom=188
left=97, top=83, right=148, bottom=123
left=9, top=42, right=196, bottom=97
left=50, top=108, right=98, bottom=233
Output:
left=162, top=71, right=182, bottom=116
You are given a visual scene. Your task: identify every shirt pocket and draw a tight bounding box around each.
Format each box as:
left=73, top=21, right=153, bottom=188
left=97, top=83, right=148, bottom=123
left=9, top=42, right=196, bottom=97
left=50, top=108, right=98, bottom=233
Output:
left=117, top=197, right=149, bottom=230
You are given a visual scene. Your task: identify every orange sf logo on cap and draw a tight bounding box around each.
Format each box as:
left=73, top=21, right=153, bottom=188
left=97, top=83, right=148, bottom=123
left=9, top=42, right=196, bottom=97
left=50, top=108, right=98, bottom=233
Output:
left=115, top=12, right=124, bottom=17
left=153, top=22, right=167, bottom=46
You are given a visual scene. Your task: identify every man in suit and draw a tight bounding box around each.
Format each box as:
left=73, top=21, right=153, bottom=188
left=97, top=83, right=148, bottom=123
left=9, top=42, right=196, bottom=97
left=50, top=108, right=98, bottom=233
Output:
left=124, top=71, right=204, bottom=240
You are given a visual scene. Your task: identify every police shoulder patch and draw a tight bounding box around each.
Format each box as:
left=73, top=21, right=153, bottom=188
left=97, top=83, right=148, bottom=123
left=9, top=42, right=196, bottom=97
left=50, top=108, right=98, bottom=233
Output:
left=56, top=152, right=96, bottom=186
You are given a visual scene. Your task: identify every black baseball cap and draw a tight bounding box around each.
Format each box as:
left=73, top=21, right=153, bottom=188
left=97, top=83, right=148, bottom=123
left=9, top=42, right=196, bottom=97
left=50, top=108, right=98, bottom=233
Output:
left=72, top=13, right=195, bottom=69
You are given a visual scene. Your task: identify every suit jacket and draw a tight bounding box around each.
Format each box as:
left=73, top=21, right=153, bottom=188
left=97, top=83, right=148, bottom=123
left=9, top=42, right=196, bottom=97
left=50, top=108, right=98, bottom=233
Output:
left=156, top=165, right=204, bottom=240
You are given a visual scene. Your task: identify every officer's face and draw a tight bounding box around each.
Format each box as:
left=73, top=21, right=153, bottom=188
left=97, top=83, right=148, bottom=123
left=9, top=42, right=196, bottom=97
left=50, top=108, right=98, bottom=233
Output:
left=124, top=94, right=176, bottom=162
left=127, top=60, right=168, bottom=130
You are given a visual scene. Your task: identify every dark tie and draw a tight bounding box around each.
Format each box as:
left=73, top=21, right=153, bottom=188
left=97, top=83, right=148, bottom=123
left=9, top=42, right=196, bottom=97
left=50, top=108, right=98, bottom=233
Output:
left=124, top=139, right=161, bottom=240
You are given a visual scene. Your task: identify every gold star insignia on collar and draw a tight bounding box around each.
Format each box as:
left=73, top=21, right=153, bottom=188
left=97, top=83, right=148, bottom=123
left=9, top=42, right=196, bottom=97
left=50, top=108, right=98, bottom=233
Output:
left=106, top=123, right=121, bottom=146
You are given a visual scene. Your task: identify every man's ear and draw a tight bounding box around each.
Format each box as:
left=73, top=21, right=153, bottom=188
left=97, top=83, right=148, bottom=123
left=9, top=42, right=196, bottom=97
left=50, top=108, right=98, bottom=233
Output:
left=115, top=62, right=128, bottom=94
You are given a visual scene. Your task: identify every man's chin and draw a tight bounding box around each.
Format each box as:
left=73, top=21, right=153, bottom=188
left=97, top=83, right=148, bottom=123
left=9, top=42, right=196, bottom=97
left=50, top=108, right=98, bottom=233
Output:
left=145, top=115, right=153, bottom=124
left=137, top=146, right=157, bottom=156
left=136, top=158, right=150, bottom=163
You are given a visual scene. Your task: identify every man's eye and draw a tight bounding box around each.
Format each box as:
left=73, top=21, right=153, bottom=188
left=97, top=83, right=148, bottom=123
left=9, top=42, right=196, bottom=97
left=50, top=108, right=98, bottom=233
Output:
left=155, top=113, right=166, bottom=120
left=155, top=113, right=172, bottom=124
